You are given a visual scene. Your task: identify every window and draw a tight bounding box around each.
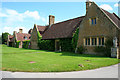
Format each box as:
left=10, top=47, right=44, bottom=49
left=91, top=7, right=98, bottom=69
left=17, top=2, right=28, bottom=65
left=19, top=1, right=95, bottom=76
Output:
left=24, top=36, right=27, bottom=40
left=84, top=37, right=105, bottom=46
left=99, top=37, right=104, bottom=46
left=91, top=18, right=97, bottom=25
left=85, top=38, right=90, bottom=46
left=92, top=38, right=97, bottom=45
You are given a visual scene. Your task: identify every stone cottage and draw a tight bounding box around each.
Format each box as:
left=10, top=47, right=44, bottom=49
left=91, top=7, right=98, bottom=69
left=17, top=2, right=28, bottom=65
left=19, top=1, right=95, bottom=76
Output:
left=42, top=16, right=84, bottom=51
left=7, top=29, right=31, bottom=48
left=30, top=24, right=48, bottom=49
left=77, top=1, right=120, bottom=55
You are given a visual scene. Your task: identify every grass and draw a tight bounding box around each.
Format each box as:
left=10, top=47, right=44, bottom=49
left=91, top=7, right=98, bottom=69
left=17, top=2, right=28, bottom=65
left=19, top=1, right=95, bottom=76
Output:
left=2, top=45, right=120, bottom=72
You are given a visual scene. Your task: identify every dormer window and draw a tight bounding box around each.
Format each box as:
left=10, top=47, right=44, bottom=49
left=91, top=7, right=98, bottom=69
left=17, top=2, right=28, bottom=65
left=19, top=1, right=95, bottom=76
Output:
left=24, top=36, right=27, bottom=40
left=91, top=18, right=96, bottom=25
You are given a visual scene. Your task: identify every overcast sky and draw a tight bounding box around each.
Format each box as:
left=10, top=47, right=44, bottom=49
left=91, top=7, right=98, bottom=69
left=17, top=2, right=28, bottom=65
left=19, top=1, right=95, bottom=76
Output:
left=0, top=1, right=119, bottom=35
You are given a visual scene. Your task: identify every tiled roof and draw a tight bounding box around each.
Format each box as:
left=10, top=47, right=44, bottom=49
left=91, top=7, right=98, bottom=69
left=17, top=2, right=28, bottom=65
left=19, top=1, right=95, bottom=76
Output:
left=37, top=25, right=48, bottom=34
left=101, top=9, right=120, bottom=29
left=16, top=33, right=31, bottom=41
left=42, top=16, right=84, bottom=39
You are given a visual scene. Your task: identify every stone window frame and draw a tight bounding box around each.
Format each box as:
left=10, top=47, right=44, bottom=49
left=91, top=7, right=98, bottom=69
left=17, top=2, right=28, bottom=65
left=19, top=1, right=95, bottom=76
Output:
left=89, top=17, right=97, bottom=25
left=84, top=36, right=105, bottom=46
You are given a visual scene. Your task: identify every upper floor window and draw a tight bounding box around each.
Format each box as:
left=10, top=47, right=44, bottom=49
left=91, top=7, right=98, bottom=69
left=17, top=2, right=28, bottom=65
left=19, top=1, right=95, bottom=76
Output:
left=24, top=36, right=27, bottom=40
left=91, top=18, right=96, bottom=25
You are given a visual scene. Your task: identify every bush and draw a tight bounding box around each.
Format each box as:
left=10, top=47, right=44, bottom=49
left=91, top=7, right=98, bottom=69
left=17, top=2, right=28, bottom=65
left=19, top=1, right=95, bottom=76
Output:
left=94, top=38, right=113, bottom=57
left=77, top=46, right=86, bottom=54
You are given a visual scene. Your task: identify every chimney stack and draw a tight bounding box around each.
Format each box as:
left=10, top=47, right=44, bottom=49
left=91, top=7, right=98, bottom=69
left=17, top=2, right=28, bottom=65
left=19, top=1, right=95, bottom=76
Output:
left=13, top=31, right=17, bottom=35
left=86, top=0, right=93, bottom=14
left=19, top=28, right=23, bottom=33
left=49, top=15, right=55, bottom=26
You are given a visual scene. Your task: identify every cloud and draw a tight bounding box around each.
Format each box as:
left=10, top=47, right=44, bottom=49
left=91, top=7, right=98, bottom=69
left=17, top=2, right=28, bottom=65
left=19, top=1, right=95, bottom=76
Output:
left=14, top=26, right=30, bottom=33
left=99, top=4, right=113, bottom=11
left=0, top=8, right=40, bottom=20
left=41, top=17, right=46, bottom=22
left=24, top=10, right=40, bottom=20
left=114, top=3, right=120, bottom=7
left=3, top=26, right=30, bottom=34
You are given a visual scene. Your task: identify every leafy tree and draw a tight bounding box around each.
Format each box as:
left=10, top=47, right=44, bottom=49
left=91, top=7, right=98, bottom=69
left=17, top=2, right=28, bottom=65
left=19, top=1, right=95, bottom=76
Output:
left=2, top=32, right=10, bottom=44
left=0, top=35, right=2, bottom=44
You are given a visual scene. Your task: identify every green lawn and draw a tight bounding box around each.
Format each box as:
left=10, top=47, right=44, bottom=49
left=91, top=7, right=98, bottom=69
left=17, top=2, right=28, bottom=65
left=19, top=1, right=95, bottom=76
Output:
left=2, top=45, right=120, bottom=72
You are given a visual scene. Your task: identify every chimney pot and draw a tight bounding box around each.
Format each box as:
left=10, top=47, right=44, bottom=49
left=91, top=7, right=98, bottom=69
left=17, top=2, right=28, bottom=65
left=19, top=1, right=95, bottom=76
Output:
left=86, top=0, right=93, bottom=14
left=19, top=28, right=23, bottom=33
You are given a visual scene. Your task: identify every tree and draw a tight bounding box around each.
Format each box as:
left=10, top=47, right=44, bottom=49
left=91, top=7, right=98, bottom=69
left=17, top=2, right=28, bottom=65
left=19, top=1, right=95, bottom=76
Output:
left=0, top=35, right=2, bottom=44
left=2, top=32, right=10, bottom=44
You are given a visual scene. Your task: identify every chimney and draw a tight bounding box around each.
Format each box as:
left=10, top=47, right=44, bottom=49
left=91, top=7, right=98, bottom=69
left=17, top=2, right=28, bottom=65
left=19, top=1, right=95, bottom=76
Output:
left=86, top=0, right=93, bottom=14
left=19, top=28, right=23, bottom=33
left=13, top=31, right=17, bottom=35
left=49, top=15, right=55, bottom=26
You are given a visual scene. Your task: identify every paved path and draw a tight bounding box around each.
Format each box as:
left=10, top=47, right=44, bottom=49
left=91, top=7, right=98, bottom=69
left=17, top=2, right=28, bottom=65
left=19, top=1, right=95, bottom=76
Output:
left=1, top=64, right=119, bottom=78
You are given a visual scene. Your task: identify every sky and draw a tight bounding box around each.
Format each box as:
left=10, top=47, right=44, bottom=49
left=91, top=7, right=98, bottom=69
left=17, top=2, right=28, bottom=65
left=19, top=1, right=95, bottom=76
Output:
left=0, top=1, right=119, bottom=35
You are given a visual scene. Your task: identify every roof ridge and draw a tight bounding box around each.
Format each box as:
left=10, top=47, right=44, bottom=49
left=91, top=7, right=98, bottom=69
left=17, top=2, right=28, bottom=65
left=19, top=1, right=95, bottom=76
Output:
left=113, top=13, right=120, bottom=20
left=53, top=16, right=85, bottom=25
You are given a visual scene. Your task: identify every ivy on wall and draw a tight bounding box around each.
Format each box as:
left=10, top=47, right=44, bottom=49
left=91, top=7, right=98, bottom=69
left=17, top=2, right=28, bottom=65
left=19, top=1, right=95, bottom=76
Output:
left=37, top=27, right=79, bottom=52
left=38, top=40, right=55, bottom=51
left=59, top=38, right=73, bottom=52
left=22, top=40, right=30, bottom=49
left=16, top=41, right=20, bottom=48
left=37, top=31, right=55, bottom=51
left=72, top=27, right=79, bottom=51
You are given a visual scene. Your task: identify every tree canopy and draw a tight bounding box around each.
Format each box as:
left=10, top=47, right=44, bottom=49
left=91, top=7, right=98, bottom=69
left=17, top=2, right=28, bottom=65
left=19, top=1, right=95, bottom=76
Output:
left=2, top=32, right=10, bottom=44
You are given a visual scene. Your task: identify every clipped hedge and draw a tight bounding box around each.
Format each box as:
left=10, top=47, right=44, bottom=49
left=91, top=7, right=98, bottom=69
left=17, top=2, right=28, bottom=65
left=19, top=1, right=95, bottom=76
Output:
left=22, top=40, right=30, bottom=49
left=16, top=41, right=20, bottom=48
left=59, top=38, right=73, bottom=52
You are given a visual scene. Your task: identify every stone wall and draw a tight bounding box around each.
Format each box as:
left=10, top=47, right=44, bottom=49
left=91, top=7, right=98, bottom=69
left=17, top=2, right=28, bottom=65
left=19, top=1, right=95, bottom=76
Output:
left=77, top=2, right=118, bottom=54
left=30, top=24, right=39, bottom=49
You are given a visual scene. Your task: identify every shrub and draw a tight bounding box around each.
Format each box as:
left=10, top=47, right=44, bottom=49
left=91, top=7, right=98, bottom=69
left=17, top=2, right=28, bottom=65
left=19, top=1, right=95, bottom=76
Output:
left=94, top=38, right=113, bottom=57
left=77, top=46, right=86, bottom=54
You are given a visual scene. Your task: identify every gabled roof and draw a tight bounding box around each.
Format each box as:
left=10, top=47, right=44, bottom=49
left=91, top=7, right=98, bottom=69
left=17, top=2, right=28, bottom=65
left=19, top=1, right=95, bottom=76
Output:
left=101, top=9, right=120, bottom=29
left=16, top=33, right=31, bottom=41
left=42, top=16, right=85, bottom=39
left=37, top=25, right=48, bottom=34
